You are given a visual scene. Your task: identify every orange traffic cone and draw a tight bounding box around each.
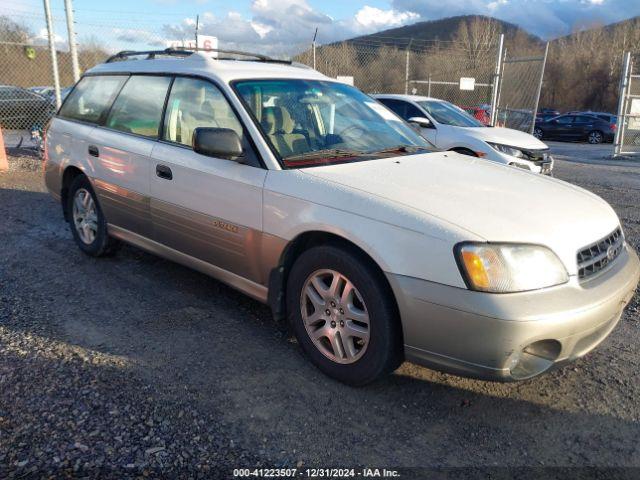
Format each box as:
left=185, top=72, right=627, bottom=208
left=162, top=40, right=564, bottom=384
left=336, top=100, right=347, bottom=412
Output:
left=0, top=126, right=8, bottom=171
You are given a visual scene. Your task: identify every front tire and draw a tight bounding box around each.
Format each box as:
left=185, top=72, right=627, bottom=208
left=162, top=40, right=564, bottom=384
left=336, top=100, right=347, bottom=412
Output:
left=286, top=245, right=403, bottom=386
left=533, top=127, right=544, bottom=140
left=67, top=175, right=119, bottom=257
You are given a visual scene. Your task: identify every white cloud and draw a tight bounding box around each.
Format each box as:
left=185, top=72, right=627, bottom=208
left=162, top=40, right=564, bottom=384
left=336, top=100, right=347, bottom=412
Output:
left=160, top=0, right=419, bottom=54
left=250, top=21, right=273, bottom=38
left=354, top=6, right=419, bottom=29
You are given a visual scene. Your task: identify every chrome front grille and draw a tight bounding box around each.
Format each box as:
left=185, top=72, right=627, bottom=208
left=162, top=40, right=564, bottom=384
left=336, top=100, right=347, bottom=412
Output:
left=577, top=227, right=624, bottom=279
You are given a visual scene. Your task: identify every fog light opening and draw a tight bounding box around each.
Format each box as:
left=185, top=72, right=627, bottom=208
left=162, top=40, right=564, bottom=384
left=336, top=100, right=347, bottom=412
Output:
left=509, top=340, right=562, bottom=380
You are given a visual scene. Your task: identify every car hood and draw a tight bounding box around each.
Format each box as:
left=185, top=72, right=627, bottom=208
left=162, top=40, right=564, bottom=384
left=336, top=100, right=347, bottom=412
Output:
left=302, top=152, right=620, bottom=275
left=455, top=126, right=547, bottom=150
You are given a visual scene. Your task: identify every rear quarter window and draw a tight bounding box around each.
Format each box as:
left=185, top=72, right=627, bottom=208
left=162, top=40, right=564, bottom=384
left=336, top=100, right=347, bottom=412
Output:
left=59, top=75, right=127, bottom=124
left=106, top=76, right=171, bottom=138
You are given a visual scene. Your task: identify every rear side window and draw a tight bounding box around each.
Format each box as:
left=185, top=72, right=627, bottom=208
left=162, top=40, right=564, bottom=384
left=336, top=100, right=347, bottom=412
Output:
left=59, top=75, right=127, bottom=124
left=106, top=76, right=171, bottom=138
left=378, top=99, right=406, bottom=118
left=556, top=116, right=574, bottom=124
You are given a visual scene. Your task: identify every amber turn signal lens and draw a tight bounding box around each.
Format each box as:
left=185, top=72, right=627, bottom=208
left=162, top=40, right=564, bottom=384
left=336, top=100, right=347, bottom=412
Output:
left=461, top=251, right=490, bottom=289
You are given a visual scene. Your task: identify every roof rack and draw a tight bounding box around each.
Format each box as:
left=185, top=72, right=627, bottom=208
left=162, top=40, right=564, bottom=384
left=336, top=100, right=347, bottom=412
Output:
left=105, top=47, right=292, bottom=65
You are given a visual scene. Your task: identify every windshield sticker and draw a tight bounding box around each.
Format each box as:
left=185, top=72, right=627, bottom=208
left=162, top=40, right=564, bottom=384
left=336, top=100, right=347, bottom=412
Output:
left=365, top=101, right=401, bottom=121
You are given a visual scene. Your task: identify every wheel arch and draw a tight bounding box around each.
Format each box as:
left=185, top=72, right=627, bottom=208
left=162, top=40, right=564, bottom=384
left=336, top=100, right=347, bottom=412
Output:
left=449, top=146, right=478, bottom=157
left=60, top=165, right=85, bottom=221
left=267, top=230, right=401, bottom=335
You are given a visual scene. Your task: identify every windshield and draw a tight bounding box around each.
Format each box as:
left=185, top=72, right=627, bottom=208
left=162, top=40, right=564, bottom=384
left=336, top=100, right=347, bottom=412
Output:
left=233, top=79, right=434, bottom=168
left=417, top=100, right=485, bottom=128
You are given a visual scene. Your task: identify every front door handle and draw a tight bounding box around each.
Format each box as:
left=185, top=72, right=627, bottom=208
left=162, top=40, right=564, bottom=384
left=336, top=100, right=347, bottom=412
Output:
left=88, top=145, right=99, bottom=157
left=156, top=164, right=173, bottom=180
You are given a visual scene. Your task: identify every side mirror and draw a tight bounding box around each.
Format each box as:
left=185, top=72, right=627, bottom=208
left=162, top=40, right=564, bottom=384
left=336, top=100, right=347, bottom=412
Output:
left=193, top=127, right=243, bottom=161
left=408, top=116, right=432, bottom=129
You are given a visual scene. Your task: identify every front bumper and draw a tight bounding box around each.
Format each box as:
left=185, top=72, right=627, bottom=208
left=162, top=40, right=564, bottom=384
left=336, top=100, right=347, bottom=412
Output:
left=387, top=246, right=640, bottom=381
left=491, top=150, right=554, bottom=175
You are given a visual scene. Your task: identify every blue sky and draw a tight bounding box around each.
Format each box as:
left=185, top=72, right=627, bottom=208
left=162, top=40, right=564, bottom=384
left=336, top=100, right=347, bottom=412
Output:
left=3, top=0, right=640, bottom=54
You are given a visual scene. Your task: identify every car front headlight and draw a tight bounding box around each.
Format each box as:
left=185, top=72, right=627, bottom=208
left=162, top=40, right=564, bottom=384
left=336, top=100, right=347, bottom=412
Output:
left=455, top=243, right=569, bottom=293
left=487, top=142, right=525, bottom=158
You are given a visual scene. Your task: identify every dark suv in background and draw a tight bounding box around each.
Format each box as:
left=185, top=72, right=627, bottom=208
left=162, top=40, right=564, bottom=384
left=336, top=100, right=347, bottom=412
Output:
left=534, top=113, right=616, bottom=144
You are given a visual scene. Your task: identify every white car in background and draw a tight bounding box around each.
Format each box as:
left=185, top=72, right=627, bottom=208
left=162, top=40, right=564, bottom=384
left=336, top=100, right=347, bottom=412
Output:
left=374, top=94, right=553, bottom=174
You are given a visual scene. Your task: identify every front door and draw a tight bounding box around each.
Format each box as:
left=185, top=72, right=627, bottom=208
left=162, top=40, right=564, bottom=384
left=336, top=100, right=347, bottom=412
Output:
left=548, top=115, right=575, bottom=140
left=149, top=77, right=267, bottom=283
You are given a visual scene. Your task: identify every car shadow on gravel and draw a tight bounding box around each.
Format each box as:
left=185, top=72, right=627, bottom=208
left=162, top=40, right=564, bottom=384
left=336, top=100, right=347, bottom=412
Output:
left=2, top=185, right=640, bottom=472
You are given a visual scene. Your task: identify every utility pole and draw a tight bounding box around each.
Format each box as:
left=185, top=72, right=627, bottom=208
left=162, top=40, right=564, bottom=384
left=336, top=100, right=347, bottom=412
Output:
left=43, top=0, right=62, bottom=109
left=404, top=39, right=412, bottom=94
left=195, top=15, right=199, bottom=48
left=312, top=27, right=318, bottom=70
left=63, top=0, right=80, bottom=82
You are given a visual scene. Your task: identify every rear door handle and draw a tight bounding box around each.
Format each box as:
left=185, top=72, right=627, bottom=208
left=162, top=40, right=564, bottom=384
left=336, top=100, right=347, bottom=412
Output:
left=88, top=145, right=99, bottom=157
left=156, top=164, right=173, bottom=180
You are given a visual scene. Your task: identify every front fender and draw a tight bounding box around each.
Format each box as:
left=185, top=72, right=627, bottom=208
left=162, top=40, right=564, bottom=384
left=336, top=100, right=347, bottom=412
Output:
left=263, top=171, right=476, bottom=289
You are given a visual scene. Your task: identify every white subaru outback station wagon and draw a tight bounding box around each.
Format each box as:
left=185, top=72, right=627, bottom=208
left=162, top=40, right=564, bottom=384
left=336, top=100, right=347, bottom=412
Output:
left=44, top=49, right=639, bottom=385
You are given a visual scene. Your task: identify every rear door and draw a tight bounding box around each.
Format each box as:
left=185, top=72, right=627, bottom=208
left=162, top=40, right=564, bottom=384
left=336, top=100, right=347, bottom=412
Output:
left=573, top=115, right=597, bottom=139
left=149, top=77, right=267, bottom=283
left=89, top=75, right=172, bottom=238
left=52, top=75, right=128, bottom=200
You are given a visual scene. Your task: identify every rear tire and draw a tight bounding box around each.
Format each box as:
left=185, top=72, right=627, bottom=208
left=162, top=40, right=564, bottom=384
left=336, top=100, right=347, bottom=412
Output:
left=67, top=175, right=119, bottom=257
left=286, top=245, right=403, bottom=386
left=588, top=130, right=603, bottom=144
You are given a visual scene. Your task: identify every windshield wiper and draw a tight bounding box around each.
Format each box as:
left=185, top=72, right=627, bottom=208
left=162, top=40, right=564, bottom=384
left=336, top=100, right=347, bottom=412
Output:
left=367, top=144, right=429, bottom=155
left=284, top=148, right=363, bottom=165
left=283, top=145, right=429, bottom=167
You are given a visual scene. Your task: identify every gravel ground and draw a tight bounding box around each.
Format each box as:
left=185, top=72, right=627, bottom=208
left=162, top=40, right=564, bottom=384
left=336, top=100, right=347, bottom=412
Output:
left=1, top=149, right=639, bottom=478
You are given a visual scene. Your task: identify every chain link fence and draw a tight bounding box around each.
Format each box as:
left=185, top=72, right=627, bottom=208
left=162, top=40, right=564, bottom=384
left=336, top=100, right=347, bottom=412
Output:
left=295, top=37, right=548, bottom=132
left=295, top=38, right=501, bottom=115
left=614, top=52, right=640, bottom=156
left=495, top=47, right=548, bottom=133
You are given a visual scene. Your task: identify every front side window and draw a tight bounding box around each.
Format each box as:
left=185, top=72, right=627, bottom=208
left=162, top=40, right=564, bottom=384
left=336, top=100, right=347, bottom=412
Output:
left=417, top=100, right=484, bottom=128
left=405, top=103, right=424, bottom=120
left=59, top=75, right=127, bottom=124
left=234, top=79, right=433, bottom=168
left=106, top=76, right=171, bottom=138
left=163, top=77, right=244, bottom=146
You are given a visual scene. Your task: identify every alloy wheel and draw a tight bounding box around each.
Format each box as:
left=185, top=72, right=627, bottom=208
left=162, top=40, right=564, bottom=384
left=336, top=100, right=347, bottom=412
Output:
left=300, top=269, right=370, bottom=364
left=588, top=131, right=603, bottom=144
left=72, top=188, right=98, bottom=245
left=533, top=128, right=543, bottom=140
